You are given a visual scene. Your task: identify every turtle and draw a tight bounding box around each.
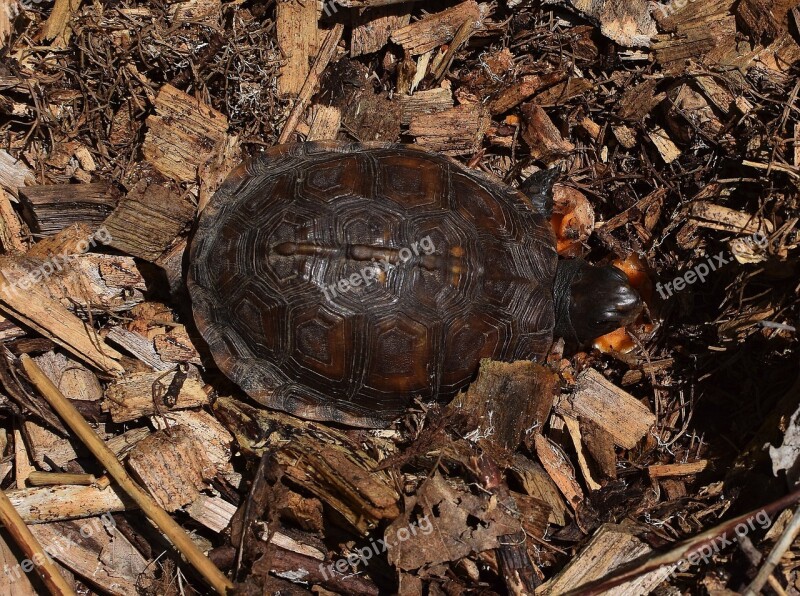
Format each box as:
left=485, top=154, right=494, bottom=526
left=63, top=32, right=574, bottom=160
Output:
left=187, top=141, right=642, bottom=427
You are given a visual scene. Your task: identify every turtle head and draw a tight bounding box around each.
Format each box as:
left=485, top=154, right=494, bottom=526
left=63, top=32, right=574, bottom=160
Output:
left=553, top=258, right=642, bottom=347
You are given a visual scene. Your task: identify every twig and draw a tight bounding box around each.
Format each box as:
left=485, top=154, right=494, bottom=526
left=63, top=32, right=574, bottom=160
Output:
left=0, top=488, right=76, bottom=596
left=19, top=355, right=234, bottom=595
left=278, top=23, right=344, bottom=144
left=744, top=505, right=800, bottom=595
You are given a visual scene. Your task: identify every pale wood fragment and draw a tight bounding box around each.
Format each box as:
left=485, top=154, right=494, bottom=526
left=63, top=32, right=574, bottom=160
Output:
left=169, top=0, right=221, bottom=26
left=104, top=326, right=172, bottom=371
left=186, top=494, right=236, bottom=533
left=153, top=326, right=201, bottom=364
left=647, top=126, right=681, bottom=163
left=537, top=524, right=673, bottom=595
left=150, top=410, right=233, bottom=473
left=127, top=425, right=213, bottom=511
left=277, top=0, right=323, bottom=96
left=41, top=0, right=82, bottom=46
left=14, top=426, right=34, bottom=488
left=561, top=415, right=601, bottom=491
left=306, top=105, right=342, bottom=141
left=533, top=434, right=584, bottom=509
left=104, top=367, right=208, bottom=423
left=390, top=0, right=484, bottom=55
left=351, top=5, right=411, bottom=56
left=689, top=201, right=774, bottom=235
left=23, top=420, right=79, bottom=470
left=509, top=453, right=568, bottom=526
left=0, top=149, right=35, bottom=198
left=648, top=460, right=710, bottom=478
left=33, top=351, right=103, bottom=402
left=568, top=369, right=656, bottom=450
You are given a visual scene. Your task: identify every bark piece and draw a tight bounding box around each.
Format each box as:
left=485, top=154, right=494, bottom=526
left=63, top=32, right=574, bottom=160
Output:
left=647, top=126, right=681, bottom=163
left=546, top=0, right=657, bottom=47
left=104, top=366, right=208, bottom=423
left=509, top=454, right=568, bottom=525
left=534, top=434, right=584, bottom=509
left=306, top=105, right=342, bottom=141
left=521, top=103, right=574, bottom=161
left=449, top=360, right=558, bottom=450
left=32, top=351, right=102, bottom=402
left=215, top=398, right=399, bottom=533
left=104, top=326, right=172, bottom=371
left=186, top=494, right=236, bottom=533
left=567, top=369, right=656, bottom=450
left=18, top=183, right=120, bottom=236
left=390, top=1, right=484, bottom=55
left=489, top=73, right=566, bottom=115
left=648, top=460, right=710, bottom=478
left=688, top=201, right=773, bottom=235
left=408, top=103, right=490, bottom=155
left=103, top=178, right=194, bottom=262
left=127, top=425, right=214, bottom=511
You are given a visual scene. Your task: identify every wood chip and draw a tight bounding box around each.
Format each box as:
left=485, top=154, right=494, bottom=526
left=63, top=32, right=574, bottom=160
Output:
left=538, top=523, right=674, bottom=595
left=450, top=360, right=558, bottom=450
left=688, top=201, right=774, bottom=235
left=0, top=149, right=35, bottom=198
left=566, top=369, right=656, bottom=450
left=647, top=126, right=681, bottom=163
left=390, top=1, right=484, bottom=55
left=306, top=104, right=342, bottom=141
left=648, top=460, right=710, bottom=478
left=534, top=434, right=584, bottom=509
left=103, top=178, right=194, bottom=262
left=19, top=183, right=120, bottom=236
left=277, top=0, right=323, bottom=95
left=104, top=367, right=208, bottom=423
left=6, top=483, right=135, bottom=523
left=408, top=103, right=490, bottom=155
left=142, top=84, right=231, bottom=184
left=351, top=5, right=411, bottom=56
left=398, top=87, right=454, bottom=125
left=521, top=103, right=575, bottom=161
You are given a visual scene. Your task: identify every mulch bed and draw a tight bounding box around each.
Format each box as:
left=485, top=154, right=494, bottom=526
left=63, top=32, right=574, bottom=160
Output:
left=0, top=0, right=799, bottom=594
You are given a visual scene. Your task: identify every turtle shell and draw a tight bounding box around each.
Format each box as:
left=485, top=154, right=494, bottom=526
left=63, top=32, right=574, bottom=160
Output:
left=188, top=141, right=557, bottom=427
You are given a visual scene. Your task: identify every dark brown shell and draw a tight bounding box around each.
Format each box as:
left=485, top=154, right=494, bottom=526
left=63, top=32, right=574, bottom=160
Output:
left=188, top=141, right=557, bottom=427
